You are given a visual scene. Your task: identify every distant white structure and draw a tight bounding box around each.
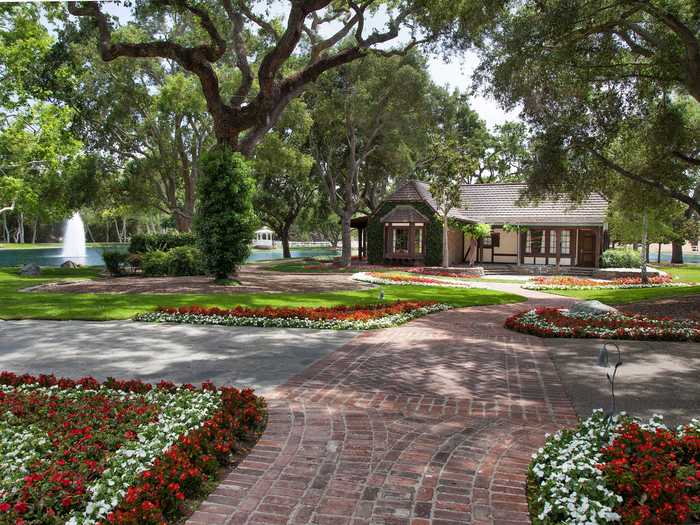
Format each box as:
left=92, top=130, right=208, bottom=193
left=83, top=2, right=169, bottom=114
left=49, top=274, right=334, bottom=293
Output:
left=253, top=227, right=275, bottom=249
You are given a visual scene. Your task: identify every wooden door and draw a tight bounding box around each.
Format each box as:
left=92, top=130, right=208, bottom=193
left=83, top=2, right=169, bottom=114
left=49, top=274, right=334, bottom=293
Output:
left=578, top=230, right=597, bottom=267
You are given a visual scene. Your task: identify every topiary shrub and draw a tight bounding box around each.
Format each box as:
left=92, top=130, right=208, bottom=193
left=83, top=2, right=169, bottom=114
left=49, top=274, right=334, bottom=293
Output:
left=102, top=250, right=129, bottom=276
left=194, top=147, right=257, bottom=280
left=141, top=250, right=171, bottom=277
left=167, top=246, right=205, bottom=276
left=601, top=248, right=642, bottom=268
left=128, top=232, right=196, bottom=254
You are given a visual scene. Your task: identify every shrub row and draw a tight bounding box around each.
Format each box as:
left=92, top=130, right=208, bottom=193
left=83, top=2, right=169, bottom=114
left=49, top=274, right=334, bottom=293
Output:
left=600, top=248, right=642, bottom=268
left=128, top=232, right=197, bottom=255
left=141, top=246, right=206, bottom=277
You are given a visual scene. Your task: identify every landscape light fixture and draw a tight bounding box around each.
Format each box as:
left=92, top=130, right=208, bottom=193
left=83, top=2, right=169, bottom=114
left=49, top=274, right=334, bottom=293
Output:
left=597, top=342, right=622, bottom=420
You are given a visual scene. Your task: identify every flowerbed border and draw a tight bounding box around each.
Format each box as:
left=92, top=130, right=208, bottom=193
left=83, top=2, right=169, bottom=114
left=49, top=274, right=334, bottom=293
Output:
left=352, top=271, right=472, bottom=288
left=134, top=301, right=451, bottom=330
left=0, top=372, right=266, bottom=525
left=528, top=410, right=700, bottom=525
left=505, top=308, right=700, bottom=342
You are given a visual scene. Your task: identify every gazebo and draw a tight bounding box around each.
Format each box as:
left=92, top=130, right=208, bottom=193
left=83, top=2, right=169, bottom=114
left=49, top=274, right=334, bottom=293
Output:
left=253, top=227, right=275, bottom=249
left=350, top=216, right=368, bottom=259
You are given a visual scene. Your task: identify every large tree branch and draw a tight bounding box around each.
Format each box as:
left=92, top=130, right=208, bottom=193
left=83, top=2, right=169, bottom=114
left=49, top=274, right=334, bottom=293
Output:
left=222, top=0, right=253, bottom=107
left=588, top=146, right=700, bottom=214
left=0, top=201, right=15, bottom=215
left=67, top=1, right=230, bottom=136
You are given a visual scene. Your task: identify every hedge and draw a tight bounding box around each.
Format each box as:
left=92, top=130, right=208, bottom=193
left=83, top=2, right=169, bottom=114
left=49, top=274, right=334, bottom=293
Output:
left=128, top=232, right=197, bottom=254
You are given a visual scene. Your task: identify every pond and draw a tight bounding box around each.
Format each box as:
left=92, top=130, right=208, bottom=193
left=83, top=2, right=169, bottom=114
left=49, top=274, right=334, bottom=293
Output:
left=0, top=244, right=339, bottom=267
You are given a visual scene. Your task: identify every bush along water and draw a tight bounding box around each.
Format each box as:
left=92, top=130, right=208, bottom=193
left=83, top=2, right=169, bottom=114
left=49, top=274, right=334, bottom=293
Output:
left=128, top=232, right=196, bottom=254
left=140, top=247, right=206, bottom=277
left=194, top=147, right=257, bottom=280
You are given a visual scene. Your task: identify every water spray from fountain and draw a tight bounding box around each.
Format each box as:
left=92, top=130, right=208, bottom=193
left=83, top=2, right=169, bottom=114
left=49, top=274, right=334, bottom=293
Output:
left=61, top=212, right=87, bottom=262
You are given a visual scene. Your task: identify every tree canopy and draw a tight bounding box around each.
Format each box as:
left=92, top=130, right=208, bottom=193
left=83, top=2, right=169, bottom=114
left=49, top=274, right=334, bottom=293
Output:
left=477, top=0, right=700, bottom=215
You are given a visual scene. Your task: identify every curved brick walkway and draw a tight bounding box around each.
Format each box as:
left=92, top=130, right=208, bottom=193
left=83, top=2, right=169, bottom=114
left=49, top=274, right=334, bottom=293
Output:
left=188, top=289, right=577, bottom=525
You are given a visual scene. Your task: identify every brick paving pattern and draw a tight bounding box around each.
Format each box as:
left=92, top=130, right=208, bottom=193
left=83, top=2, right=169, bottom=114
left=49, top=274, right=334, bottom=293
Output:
left=188, top=293, right=578, bottom=525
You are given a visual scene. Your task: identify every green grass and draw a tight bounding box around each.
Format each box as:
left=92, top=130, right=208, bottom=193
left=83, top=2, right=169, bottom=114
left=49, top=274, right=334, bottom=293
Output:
left=0, top=242, right=126, bottom=250
left=0, top=267, right=525, bottom=321
left=654, top=264, right=700, bottom=282
left=546, top=285, right=700, bottom=305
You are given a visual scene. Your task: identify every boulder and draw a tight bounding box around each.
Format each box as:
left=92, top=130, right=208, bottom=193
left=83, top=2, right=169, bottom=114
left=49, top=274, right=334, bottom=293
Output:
left=569, top=300, right=619, bottom=316
left=19, top=262, right=41, bottom=276
left=60, top=260, right=79, bottom=268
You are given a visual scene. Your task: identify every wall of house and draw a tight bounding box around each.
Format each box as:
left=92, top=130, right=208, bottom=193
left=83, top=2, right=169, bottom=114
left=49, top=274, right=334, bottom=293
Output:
left=480, top=228, right=519, bottom=264
left=366, top=201, right=443, bottom=266
left=448, top=228, right=464, bottom=266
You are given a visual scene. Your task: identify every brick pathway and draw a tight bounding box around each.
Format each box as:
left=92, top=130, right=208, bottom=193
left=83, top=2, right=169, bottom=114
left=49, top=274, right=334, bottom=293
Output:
left=188, top=292, right=577, bottom=525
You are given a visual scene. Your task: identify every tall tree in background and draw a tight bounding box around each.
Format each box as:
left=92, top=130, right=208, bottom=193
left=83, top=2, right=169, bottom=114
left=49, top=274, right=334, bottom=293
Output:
left=253, top=100, right=316, bottom=257
left=310, top=52, right=432, bottom=265
left=421, top=133, right=479, bottom=267
left=476, top=0, right=700, bottom=224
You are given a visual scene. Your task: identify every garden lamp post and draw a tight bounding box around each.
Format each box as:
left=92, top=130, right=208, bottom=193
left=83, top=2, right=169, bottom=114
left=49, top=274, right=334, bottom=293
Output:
left=597, top=343, right=622, bottom=419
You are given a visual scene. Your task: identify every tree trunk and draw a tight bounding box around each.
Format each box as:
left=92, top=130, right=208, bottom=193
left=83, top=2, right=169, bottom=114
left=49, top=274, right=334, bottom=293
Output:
left=340, top=211, right=353, bottom=267
left=671, top=241, right=684, bottom=264
left=657, top=243, right=661, bottom=264
left=31, top=219, right=38, bottom=244
left=442, top=214, right=450, bottom=268
left=175, top=213, right=192, bottom=232
left=2, top=214, right=8, bottom=243
left=18, top=213, right=24, bottom=244
left=641, top=212, right=648, bottom=284
left=85, top=222, right=96, bottom=243
left=281, top=228, right=291, bottom=259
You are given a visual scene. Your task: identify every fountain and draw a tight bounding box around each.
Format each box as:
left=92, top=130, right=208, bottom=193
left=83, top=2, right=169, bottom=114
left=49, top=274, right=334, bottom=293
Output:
left=61, top=212, right=87, bottom=263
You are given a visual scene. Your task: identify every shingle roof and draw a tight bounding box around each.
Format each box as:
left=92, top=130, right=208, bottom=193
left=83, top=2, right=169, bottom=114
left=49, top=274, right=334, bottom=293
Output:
left=380, top=205, right=430, bottom=223
left=386, top=181, right=608, bottom=226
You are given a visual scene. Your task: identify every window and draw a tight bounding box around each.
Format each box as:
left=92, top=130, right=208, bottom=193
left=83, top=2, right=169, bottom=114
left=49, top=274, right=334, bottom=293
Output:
left=527, top=230, right=544, bottom=254
left=549, top=230, right=557, bottom=254
left=491, top=232, right=500, bottom=248
left=483, top=235, right=492, bottom=247
left=393, top=228, right=409, bottom=253
left=414, top=227, right=424, bottom=254
left=561, top=230, right=571, bottom=255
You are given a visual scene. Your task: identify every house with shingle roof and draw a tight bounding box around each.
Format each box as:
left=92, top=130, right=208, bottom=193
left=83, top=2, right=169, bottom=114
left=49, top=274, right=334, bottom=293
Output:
left=359, top=180, right=609, bottom=268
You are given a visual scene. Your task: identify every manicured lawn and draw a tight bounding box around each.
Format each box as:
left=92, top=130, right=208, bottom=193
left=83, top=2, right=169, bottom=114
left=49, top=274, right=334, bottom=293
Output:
left=0, top=267, right=525, bottom=320
left=655, top=264, right=700, bottom=282
left=547, top=284, right=700, bottom=305
left=546, top=265, right=700, bottom=304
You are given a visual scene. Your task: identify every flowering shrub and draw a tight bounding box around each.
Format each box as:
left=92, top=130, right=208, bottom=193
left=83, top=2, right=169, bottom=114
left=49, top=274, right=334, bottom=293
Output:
left=0, top=372, right=266, bottom=525
left=529, top=411, right=700, bottom=525
left=352, top=271, right=472, bottom=288
left=406, top=268, right=482, bottom=279
left=524, top=275, right=688, bottom=290
left=134, top=301, right=451, bottom=330
left=505, top=308, right=700, bottom=342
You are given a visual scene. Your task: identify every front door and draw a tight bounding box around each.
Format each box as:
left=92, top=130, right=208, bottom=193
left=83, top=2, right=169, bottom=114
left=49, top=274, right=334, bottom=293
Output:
left=578, top=230, right=597, bottom=267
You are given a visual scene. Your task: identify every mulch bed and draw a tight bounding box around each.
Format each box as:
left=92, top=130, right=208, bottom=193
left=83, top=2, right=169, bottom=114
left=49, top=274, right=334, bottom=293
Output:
left=619, top=293, right=700, bottom=321
left=24, top=265, right=373, bottom=295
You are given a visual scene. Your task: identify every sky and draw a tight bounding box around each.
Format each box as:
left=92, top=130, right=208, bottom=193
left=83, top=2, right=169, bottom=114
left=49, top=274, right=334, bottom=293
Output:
left=102, top=1, right=520, bottom=129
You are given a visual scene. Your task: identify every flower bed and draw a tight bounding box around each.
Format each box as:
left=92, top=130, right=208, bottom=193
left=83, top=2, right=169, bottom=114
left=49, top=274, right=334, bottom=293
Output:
left=523, top=275, right=690, bottom=290
left=529, top=410, right=700, bottom=524
left=406, top=268, right=482, bottom=279
left=352, top=271, right=472, bottom=288
left=0, top=372, right=266, bottom=525
left=134, top=301, right=450, bottom=330
left=505, top=308, right=700, bottom=341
